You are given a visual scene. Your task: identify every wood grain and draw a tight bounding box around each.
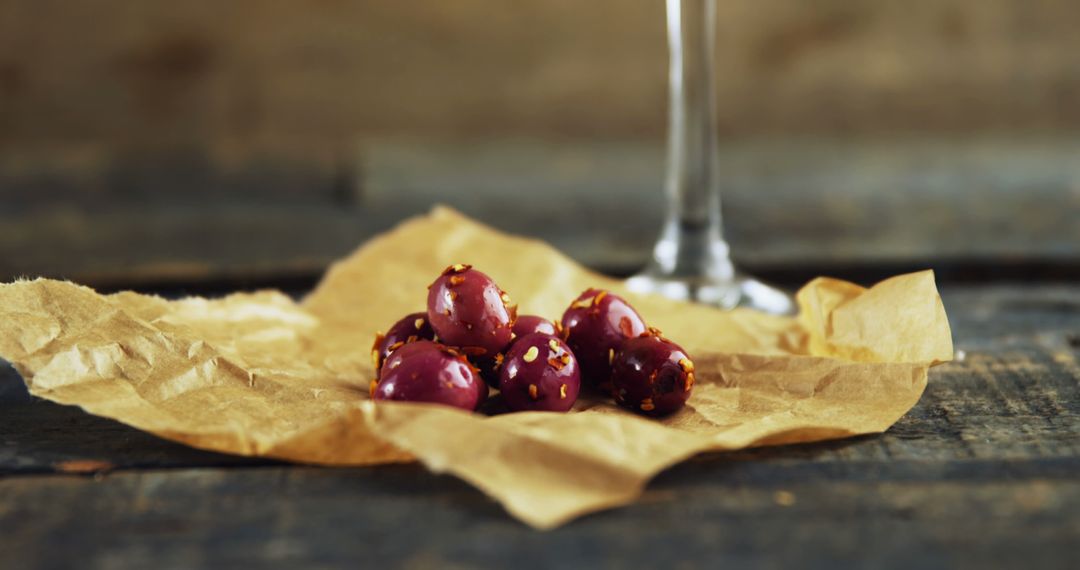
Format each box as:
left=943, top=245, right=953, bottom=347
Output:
left=2, top=0, right=1079, bottom=144
left=3, top=1, right=1079, bottom=254
left=4, top=0, right=1079, bottom=290
left=2, top=138, right=1078, bottom=288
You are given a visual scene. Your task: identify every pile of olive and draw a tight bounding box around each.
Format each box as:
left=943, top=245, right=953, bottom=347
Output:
left=370, top=264, right=695, bottom=417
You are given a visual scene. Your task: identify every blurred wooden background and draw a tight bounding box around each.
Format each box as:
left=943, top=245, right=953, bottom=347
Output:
left=1, top=0, right=1079, bottom=287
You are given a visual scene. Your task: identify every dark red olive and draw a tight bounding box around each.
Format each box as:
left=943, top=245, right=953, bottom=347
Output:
left=371, top=312, right=436, bottom=378
left=512, top=315, right=557, bottom=338
left=427, top=264, right=516, bottom=357
left=470, top=315, right=558, bottom=388
left=499, top=333, right=580, bottom=413
left=560, top=288, right=646, bottom=389
left=611, top=330, right=694, bottom=417
left=474, top=374, right=490, bottom=408
left=371, top=341, right=483, bottom=411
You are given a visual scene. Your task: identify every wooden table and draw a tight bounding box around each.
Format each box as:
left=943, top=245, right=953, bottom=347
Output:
left=2, top=283, right=1077, bottom=569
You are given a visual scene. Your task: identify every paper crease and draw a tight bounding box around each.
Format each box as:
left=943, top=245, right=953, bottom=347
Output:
left=0, top=206, right=953, bottom=528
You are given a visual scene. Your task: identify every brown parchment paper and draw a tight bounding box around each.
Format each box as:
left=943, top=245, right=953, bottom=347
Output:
left=0, top=206, right=953, bottom=528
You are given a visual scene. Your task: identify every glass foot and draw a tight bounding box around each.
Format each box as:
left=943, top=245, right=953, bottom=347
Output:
left=625, top=272, right=795, bottom=315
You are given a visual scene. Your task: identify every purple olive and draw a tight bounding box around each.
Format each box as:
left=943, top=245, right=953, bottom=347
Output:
left=471, top=315, right=558, bottom=388
left=427, top=264, right=516, bottom=357
left=560, top=288, right=646, bottom=389
left=499, top=333, right=580, bottom=413
left=611, top=330, right=694, bottom=417
left=475, top=380, right=490, bottom=409
left=371, top=341, right=483, bottom=411
left=512, top=315, right=557, bottom=338
left=371, top=312, right=436, bottom=378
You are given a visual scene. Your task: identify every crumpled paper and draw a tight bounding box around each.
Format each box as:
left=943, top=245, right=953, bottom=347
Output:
left=0, top=207, right=952, bottom=528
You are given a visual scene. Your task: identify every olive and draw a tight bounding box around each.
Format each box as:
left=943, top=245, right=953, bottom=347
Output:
left=560, top=288, right=646, bottom=389
left=512, top=315, right=557, bottom=338
left=498, top=333, right=580, bottom=413
left=470, top=315, right=558, bottom=388
left=611, top=330, right=694, bottom=417
left=427, top=264, right=516, bottom=357
left=371, top=341, right=483, bottom=411
left=371, top=312, right=435, bottom=378
left=475, top=381, right=490, bottom=409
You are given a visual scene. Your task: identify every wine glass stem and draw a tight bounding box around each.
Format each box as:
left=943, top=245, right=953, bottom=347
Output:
left=630, top=0, right=793, bottom=314
left=654, top=0, right=732, bottom=281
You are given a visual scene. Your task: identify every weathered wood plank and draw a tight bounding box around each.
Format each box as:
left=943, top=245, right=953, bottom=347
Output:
left=2, top=139, right=1078, bottom=288
left=0, top=464, right=1076, bottom=569
left=0, top=399, right=277, bottom=474
left=0, top=360, right=29, bottom=404
left=3, top=0, right=1080, bottom=146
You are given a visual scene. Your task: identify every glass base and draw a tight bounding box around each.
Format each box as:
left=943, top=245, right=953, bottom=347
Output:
left=625, top=271, right=795, bottom=315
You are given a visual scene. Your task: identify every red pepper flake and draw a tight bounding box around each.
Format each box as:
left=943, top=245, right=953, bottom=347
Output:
left=460, top=346, right=487, bottom=356
left=619, top=316, right=635, bottom=337
left=371, top=333, right=386, bottom=367
left=640, top=398, right=655, bottom=412
left=571, top=296, right=594, bottom=310
left=559, top=384, right=568, bottom=399
left=547, top=357, right=566, bottom=371
left=442, top=263, right=472, bottom=275
left=528, top=384, right=539, bottom=400
left=593, top=290, right=608, bottom=306
left=685, top=372, right=695, bottom=391
left=369, top=379, right=378, bottom=397
left=449, top=275, right=465, bottom=286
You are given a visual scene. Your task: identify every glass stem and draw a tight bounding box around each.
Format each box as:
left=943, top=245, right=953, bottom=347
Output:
left=630, top=0, right=793, bottom=314
left=652, top=0, right=733, bottom=282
